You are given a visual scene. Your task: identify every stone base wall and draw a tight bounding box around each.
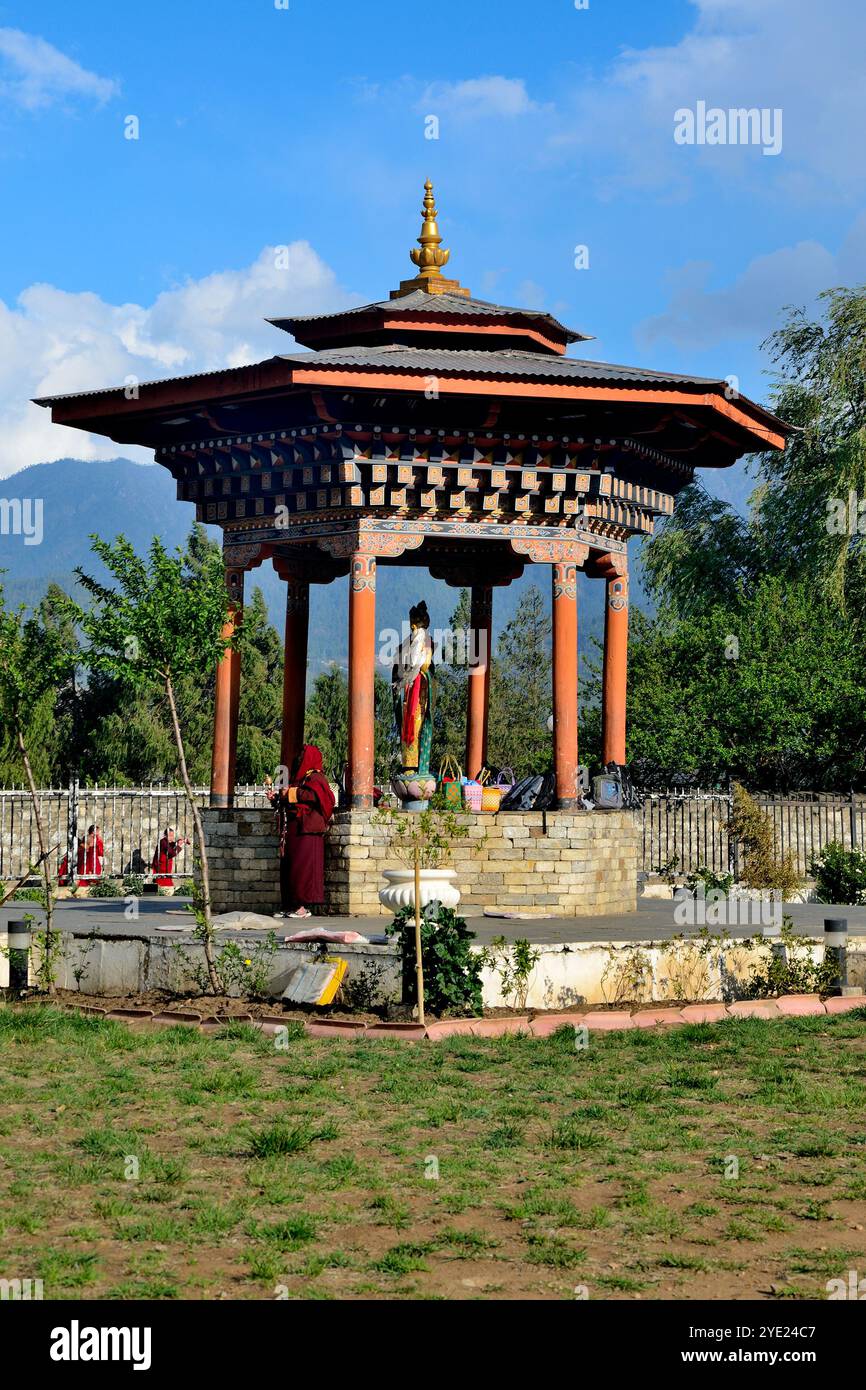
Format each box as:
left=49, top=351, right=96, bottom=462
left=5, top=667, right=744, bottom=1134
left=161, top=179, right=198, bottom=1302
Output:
left=202, top=806, right=639, bottom=918
left=203, top=807, right=281, bottom=915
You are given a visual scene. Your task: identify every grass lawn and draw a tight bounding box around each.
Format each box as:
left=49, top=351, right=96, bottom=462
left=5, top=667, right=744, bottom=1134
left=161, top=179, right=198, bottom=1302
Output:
left=1, top=1003, right=865, bottom=1301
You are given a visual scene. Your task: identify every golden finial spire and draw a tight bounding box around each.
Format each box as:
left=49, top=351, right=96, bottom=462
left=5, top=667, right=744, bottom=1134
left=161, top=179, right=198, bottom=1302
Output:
left=410, top=179, right=450, bottom=281
left=390, top=179, right=471, bottom=299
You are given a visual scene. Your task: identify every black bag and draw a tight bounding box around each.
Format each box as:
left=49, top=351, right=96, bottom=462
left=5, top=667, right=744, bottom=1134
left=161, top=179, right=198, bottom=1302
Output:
left=500, top=774, right=542, bottom=811
left=532, top=771, right=557, bottom=811
left=499, top=771, right=557, bottom=812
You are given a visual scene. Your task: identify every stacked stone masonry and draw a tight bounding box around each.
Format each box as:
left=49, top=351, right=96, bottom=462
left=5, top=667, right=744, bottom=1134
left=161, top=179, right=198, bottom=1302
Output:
left=202, top=806, right=639, bottom=917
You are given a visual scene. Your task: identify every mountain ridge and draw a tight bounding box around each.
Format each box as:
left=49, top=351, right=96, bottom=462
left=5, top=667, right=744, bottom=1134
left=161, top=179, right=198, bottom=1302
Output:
left=0, top=456, right=620, bottom=676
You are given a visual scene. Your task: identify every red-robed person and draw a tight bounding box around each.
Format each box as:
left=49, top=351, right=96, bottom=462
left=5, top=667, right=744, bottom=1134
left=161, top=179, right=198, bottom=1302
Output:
left=59, top=823, right=104, bottom=885
left=266, top=745, right=335, bottom=919
left=79, top=824, right=105, bottom=881
left=152, top=827, right=189, bottom=888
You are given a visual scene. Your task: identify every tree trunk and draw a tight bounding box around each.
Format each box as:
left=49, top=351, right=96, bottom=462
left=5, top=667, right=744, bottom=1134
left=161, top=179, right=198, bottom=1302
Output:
left=17, top=729, right=56, bottom=993
left=164, top=675, right=221, bottom=994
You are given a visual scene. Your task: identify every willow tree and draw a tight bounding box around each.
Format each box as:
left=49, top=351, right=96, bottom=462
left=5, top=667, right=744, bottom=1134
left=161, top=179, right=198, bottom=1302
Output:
left=70, top=535, right=235, bottom=993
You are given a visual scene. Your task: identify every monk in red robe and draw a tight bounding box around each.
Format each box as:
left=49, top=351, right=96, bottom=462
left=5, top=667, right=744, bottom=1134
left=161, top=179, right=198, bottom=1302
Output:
left=267, top=745, right=335, bottom=919
left=152, top=828, right=189, bottom=888
left=59, top=824, right=104, bottom=885
left=78, top=825, right=105, bottom=881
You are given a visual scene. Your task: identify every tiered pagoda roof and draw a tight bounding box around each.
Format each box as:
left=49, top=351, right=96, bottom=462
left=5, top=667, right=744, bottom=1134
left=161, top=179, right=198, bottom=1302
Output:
left=35, top=180, right=788, bottom=579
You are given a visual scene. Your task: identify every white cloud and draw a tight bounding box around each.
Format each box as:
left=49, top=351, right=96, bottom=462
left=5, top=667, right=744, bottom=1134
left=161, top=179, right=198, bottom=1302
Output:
left=0, top=28, right=119, bottom=109
left=554, top=0, right=866, bottom=199
left=418, top=76, right=537, bottom=120
left=0, top=243, right=357, bottom=478
left=636, top=212, right=866, bottom=350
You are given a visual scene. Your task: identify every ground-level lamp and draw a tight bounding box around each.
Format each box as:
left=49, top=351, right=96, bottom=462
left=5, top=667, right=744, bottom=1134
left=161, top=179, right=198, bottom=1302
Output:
left=7, top=919, right=32, bottom=992
left=824, top=918, right=850, bottom=995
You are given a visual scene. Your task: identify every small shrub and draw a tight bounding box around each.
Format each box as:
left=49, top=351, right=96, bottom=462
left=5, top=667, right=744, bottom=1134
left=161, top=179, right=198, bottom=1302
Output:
left=122, top=875, right=145, bottom=896
left=480, top=936, right=541, bottom=1010
left=388, top=900, right=484, bottom=1017
left=743, top=917, right=838, bottom=999
left=728, top=784, right=802, bottom=897
left=810, top=841, right=866, bottom=905
left=12, top=885, right=46, bottom=906
left=87, top=879, right=123, bottom=899
left=685, top=866, right=734, bottom=896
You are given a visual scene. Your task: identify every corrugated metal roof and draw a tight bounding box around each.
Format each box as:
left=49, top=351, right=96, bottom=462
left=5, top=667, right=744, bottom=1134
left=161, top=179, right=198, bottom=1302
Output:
left=32, top=360, right=288, bottom=406
left=34, top=345, right=787, bottom=438
left=268, top=289, right=588, bottom=342
left=278, top=344, right=725, bottom=388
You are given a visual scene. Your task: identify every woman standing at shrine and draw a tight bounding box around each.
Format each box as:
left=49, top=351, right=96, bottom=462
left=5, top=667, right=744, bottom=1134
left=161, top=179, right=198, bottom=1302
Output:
left=266, top=744, right=335, bottom=919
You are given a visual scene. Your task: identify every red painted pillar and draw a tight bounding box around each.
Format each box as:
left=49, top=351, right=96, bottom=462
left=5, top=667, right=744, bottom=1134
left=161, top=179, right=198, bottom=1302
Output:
left=347, top=552, right=376, bottom=809
left=280, top=578, right=309, bottom=774
left=465, top=583, right=492, bottom=778
left=602, top=565, right=629, bottom=766
left=551, top=561, right=579, bottom=809
left=210, top=567, right=244, bottom=808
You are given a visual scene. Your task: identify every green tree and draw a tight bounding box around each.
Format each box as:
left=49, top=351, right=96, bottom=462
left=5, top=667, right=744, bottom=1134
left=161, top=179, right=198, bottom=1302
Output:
left=305, top=665, right=348, bottom=783
left=305, top=665, right=397, bottom=788
left=431, top=588, right=471, bottom=772
left=0, top=581, right=74, bottom=980
left=489, top=584, right=552, bottom=777
left=52, top=524, right=283, bottom=790
left=68, top=534, right=233, bottom=991
left=626, top=286, right=866, bottom=788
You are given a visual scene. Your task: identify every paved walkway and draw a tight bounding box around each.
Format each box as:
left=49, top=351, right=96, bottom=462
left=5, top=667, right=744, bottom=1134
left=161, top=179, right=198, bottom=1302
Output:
left=3, top=896, right=865, bottom=944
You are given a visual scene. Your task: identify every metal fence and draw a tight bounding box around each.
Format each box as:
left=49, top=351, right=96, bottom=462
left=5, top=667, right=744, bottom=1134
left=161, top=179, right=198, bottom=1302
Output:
left=641, top=789, right=864, bottom=879
left=0, top=782, right=266, bottom=884
left=2, top=782, right=863, bottom=885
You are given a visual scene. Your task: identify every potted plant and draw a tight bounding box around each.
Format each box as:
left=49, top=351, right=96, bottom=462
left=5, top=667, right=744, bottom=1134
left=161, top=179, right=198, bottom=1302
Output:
left=372, top=796, right=469, bottom=914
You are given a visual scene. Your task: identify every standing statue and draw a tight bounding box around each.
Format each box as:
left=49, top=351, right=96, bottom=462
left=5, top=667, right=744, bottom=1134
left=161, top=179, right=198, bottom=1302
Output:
left=392, top=600, right=436, bottom=806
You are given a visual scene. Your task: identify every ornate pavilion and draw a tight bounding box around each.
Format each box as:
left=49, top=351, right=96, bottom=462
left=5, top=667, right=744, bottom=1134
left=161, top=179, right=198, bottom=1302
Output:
left=36, top=182, right=787, bottom=915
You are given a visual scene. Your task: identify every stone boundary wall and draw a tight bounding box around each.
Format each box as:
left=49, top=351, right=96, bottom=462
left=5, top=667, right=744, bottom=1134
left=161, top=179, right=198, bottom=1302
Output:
left=202, top=806, right=639, bottom=918
left=4, top=787, right=863, bottom=884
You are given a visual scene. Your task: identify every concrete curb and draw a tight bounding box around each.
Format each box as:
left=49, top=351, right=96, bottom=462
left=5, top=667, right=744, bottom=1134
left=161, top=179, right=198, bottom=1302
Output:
left=49, top=992, right=866, bottom=1041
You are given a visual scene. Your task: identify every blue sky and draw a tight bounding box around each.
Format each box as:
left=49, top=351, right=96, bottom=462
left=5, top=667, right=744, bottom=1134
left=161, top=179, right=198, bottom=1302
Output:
left=1, top=0, right=864, bottom=497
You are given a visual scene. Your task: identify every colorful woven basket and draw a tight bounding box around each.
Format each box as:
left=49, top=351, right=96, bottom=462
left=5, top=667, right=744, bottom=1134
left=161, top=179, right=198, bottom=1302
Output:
left=438, top=755, right=463, bottom=809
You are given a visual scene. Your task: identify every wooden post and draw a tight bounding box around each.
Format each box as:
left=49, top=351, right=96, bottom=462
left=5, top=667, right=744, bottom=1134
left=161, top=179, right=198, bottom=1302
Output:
left=280, top=578, right=310, bottom=774
left=465, top=583, right=492, bottom=778
left=601, top=566, right=629, bottom=767
left=551, top=561, right=579, bottom=809
left=347, top=552, right=376, bottom=809
left=210, top=567, right=244, bottom=809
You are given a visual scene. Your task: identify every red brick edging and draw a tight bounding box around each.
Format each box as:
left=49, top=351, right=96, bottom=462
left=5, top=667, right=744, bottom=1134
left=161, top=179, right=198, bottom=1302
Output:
left=60, top=993, right=866, bottom=1041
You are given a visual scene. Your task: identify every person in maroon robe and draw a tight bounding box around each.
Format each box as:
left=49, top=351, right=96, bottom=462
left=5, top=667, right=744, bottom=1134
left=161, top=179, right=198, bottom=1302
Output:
left=267, top=745, right=335, bottom=919
left=78, top=825, right=105, bottom=881
left=152, top=827, right=189, bottom=888
left=60, top=825, right=105, bottom=885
